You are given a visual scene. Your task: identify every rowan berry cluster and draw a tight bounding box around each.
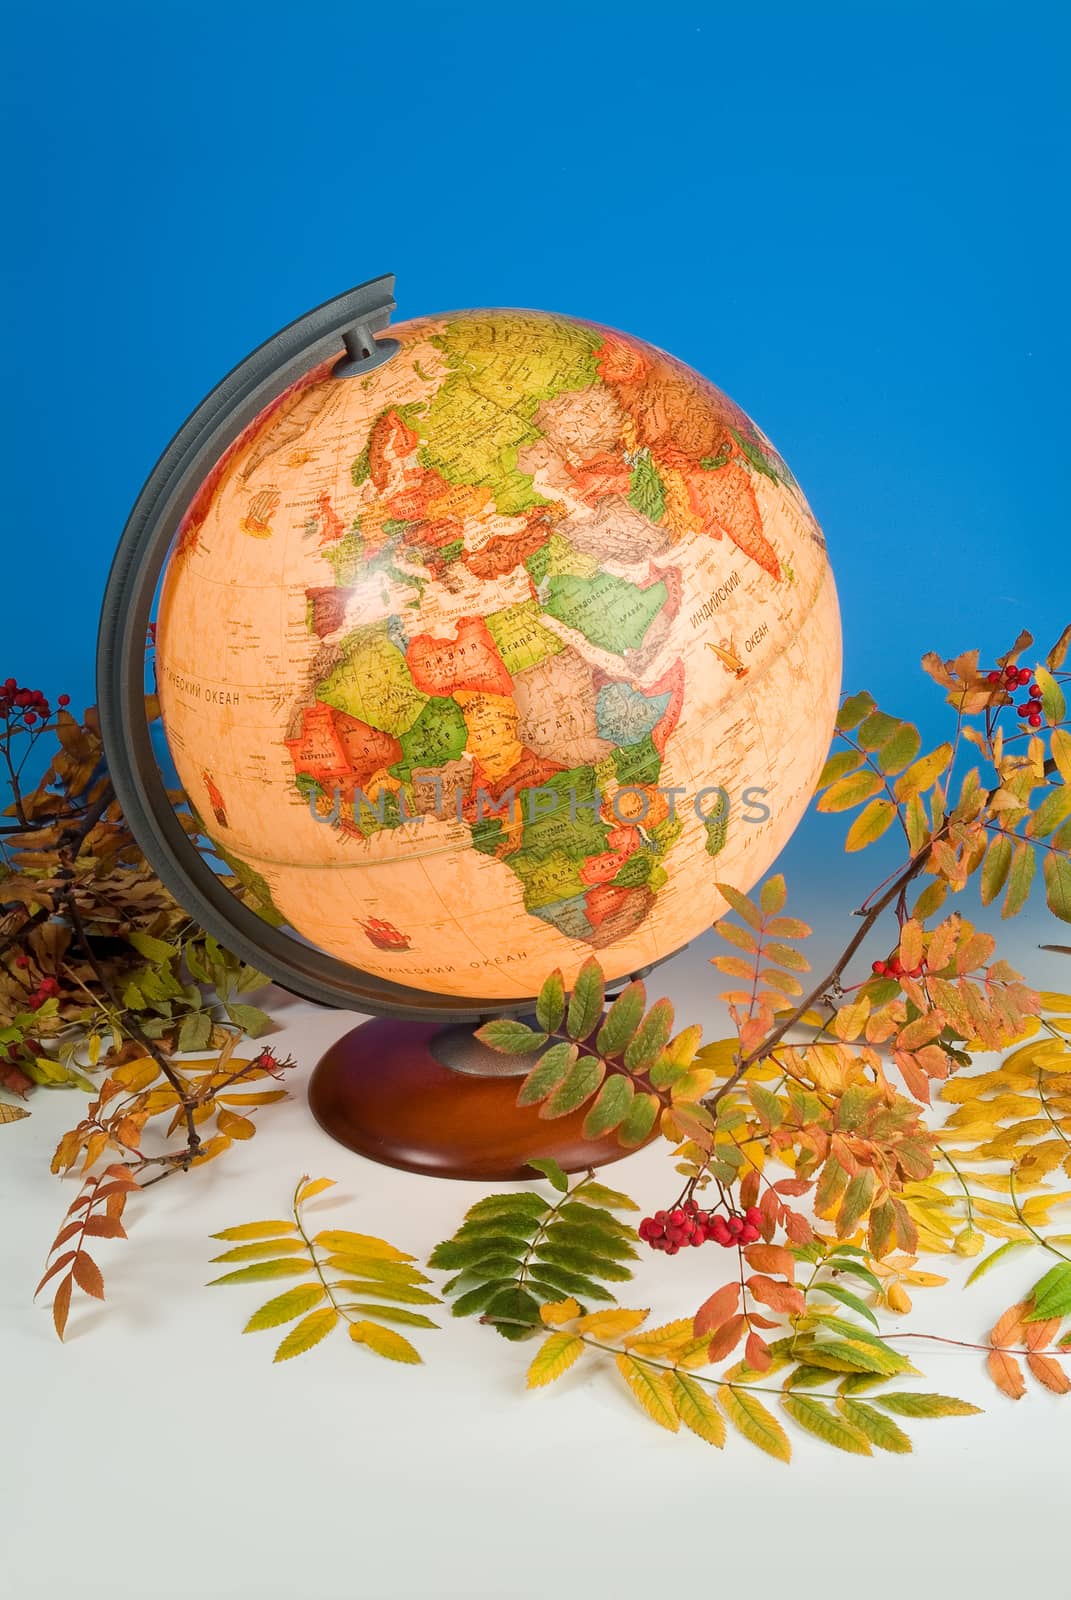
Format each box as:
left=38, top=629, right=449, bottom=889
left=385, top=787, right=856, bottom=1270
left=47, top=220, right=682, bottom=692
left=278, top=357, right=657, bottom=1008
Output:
left=25, top=976, right=61, bottom=1011
left=987, top=663, right=1043, bottom=729
left=872, top=954, right=925, bottom=981
left=0, top=679, right=69, bottom=727
left=638, top=1197, right=764, bottom=1253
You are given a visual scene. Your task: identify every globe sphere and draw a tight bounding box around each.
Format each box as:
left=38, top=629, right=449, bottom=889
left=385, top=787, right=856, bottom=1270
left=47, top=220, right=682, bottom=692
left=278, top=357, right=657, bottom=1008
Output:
left=156, top=308, right=841, bottom=1002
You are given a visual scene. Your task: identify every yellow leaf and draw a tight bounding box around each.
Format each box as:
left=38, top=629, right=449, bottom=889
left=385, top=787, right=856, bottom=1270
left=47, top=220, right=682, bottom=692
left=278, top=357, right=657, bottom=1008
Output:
left=216, top=1109, right=255, bottom=1140
left=719, top=1387, right=792, bottom=1461
left=527, top=1331, right=585, bottom=1387
left=0, top=1103, right=30, bottom=1125
left=244, top=1284, right=325, bottom=1332
left=575, top=1307, right=649, bottom=1338
left=623, top=1318, right=697, bottom=1358
left=845, top=798, right=897, bottom=851
left=314, top=1229, right=414, bottom=1262
left=273, top=1307, right=339, bottom=1362
left=297, top=1176, right=336, bottom=1203
left=614, top=1353, right=680, bottom=1431
left=211, top=1220, right=299, bottom=1241
left=349, top=1319, right=422, bottom=1364
left=669, top=1373, right=725, bottom=1447
left=539, top=1297, right=581, bottom=1327
left=113, top=1057, right=159, bottom=1092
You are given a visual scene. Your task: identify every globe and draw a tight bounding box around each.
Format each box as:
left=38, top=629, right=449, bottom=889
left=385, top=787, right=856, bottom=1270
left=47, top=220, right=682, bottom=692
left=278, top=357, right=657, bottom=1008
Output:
left=153, top=305, right=841, bottom=1007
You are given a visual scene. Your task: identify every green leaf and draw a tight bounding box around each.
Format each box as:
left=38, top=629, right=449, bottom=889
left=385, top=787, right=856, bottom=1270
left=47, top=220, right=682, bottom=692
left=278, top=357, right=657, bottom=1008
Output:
left=548, top=1223, right=637, bottom=1261
left=1031, top=786, right=1071, bottom=839
left=582, top=1074, right=635, bottom=1138
left=207, top=1258, right=314, bottom=1286
left=876, top=722, right=922, bottom=775
left=596, top=981, right=646, bottom=1056
left=816, top=770, right=884, bottom=813
left=535, top=1243, right=632, bottom=1281
left=524, top=1263, right=616, bottom=1303
left=837, top=1169, right=876, bottom=1236
left=618, top=1091, right=659, bottom=1146
left=715, top=882, right=763, bottom=929
left=836, top=690, right=876, bottom=732
left=527, top=1156, right=569, bottom=1193
left=178, top=1009, right=212, bottom=1053
left=516, top=1041, right=578, bottom=1107
left=1002, top=839, right=1036, bottom=919
left=273, top=1307, right=339, bottom=1362
left=535, top=971, right=565, bottom=1033
left=980, top=833, right=1013, bottom=906
left=857, top=710, right=903, bottom=752
left=542, top=1052, right=605, bottom=1117
left=812, top=1283, right=880, bottom=1328
left=965, top=1239, right=1030, bottom=1286
left=243, top=1284, right=325, bottom=1332
left=483, top=1285, right=542, bottom=1341
left=875, top=1392, right=981, bottom=1418
left=826, top=1259, right=882, bottom=1292
left=224, top=1002, right=271, bottom=1037
left=817, top=750, right=862, bottom=789
left=449, top=1279, right=516, bottom=1317
left=463, top=1192, right=550, bottom=1224
left=1035, top=664, right=1067, bottom=725
left=1027, top=1262, right=1071, bottom=1321
left=623, top=998, right=675, bottom=1071
left=1043, top=853, right=1071, bottom=925
left=427, top=1235, right=523, bottom=1270
left=476, top=1019, right=548, bottom=1054
left=720, top=1388, right=791, bottom=1461
left=575, top=1181, right=640, bottom=1211
left=837, top=1398, right=912, bottom=1453
left=566, top=957, right=604, bottom=1041
left=782, top=1395, right=871, bottom=1454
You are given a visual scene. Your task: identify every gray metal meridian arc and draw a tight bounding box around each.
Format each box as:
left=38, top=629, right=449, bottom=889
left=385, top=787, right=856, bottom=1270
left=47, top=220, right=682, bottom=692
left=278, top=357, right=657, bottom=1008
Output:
left=95, top=274, right=536, bottom=1023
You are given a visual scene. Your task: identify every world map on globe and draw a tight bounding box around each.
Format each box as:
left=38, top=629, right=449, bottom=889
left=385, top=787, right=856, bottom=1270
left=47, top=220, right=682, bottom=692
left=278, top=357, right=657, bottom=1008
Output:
left=155, top=309, right=841, bottom=1001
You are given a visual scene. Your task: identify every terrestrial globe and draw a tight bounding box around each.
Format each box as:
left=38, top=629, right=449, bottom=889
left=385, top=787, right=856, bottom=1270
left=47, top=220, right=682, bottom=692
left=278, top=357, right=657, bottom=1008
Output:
left=98, top=276, right=841, bottom=1178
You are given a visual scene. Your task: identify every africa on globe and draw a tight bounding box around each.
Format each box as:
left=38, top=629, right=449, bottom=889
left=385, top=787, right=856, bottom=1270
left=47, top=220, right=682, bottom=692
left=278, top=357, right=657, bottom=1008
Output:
left=155, top=308, right=841, bottom=1002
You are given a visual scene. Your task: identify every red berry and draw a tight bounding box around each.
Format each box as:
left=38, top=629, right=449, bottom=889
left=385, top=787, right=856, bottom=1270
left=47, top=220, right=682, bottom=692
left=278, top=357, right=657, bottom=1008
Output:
left=1029, top=714, right=1042, bottom=729
left=1029, top=684, right=1042, bottom=699
left=23, top=711, right=36, bottom=725
left=728, top=1214, right=744, bottom=1235
left=746, top=1206, right=764, bottom=1228
left=986, top=670, right=1001, bottom=684
left=739, top=1223, right=761, bottom=1244
left=872, top=959, right=887, bottom=976
left=670, top=1208, right=687, bottom=1227
left=654, top=1210, right=667, bottom=1224
left=709, top=1216, right=731, bottom=1245
left=57, top=693, right=70, bottom=707
left=1018, top=667, right=1032, bottom=684
left=888, top=957, right=903, bottom=976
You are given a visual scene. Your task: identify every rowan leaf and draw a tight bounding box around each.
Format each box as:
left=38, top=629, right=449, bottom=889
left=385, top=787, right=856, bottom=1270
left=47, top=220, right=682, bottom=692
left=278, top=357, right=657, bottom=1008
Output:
left=527, top=1331, right=585, bottom=1387
left=617, top=1092, right=659, bottom=1146
left=542, top=1052, right=605, bottom=1117
left=1035, top=664, right=1066, bottom=725
left=874, top=1392, right=982, bottom=1418
left=845, top=798, right=897, bottom=852
left=986, top=1348, right=1026, bottom=1399
left=1027, top=1262, right=1071, bottom=1320
left=349, top=1319, right=422, bottom=1363
left=535, top=970, right=566, bottom=1033
left=817, top=771, right=884, bottom=813
left=475, top=1019, right=548, bottom=1054
left=582, top=1074, right=635, bottom=1138
left=623, top=998, right=675, bottom=1071
left=516, top=1041, right=578, bottom=1107
left=893, top=744, right=953, bottom=801
left=273, top=1306, right=338, bottom=1362
left=715, top=883, right=763, bottom=929
left=207, top=1258, right=314, bottom=1286
left=212, top=1220, right=299, bottom=1241
left=596, top=981, right=646, bottom=1056
left=211, top=1238, right=309, bottom=1263
left=720, top=1387, right=791, bottom=1461
left=877, top=722, right=922, bottom=775
left=836, top=690, right=876, bottom=731
left=53, top=1275, right=73, bottom=1340
left=812, top=1283, right=880, bottom=1328
left=539, top=1297, right=581, bottom=1326
left=1044, top=853, right=1071, bottom=925
left=981, top=833, right=1013, bottom=906
left=670, top=1373, right=726, bottom=1446
left=314, top=1230, right=415, bottom=1261
left=296, top=1177, right=335, bottom=1202
left=244, top=1284, right=326, bottom=1331
left=782, top=1394, right=871, bottom=1453
left=526, top=1156, right=569, bottom=1193
left=566, top=957, right=604, bottom=1040
left=1002, top=840, right=1035, bottom=918
left=72, top=1253, right=104, bottom=1299
left=614, top=1353, right=679, bottom=1431
left=1027, top=1353, right=1071, bottom=1393
left=837, top=1398, right=912, bottom=1452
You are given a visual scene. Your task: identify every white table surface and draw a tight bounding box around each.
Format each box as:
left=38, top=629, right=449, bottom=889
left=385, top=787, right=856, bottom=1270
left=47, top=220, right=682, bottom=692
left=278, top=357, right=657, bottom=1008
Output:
left=2, top=959, right=1068, bottom=1600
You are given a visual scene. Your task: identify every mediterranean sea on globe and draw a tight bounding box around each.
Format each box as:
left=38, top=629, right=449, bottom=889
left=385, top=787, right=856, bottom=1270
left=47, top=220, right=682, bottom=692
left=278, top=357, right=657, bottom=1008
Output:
left=155, top=309, right=841, bottom=1002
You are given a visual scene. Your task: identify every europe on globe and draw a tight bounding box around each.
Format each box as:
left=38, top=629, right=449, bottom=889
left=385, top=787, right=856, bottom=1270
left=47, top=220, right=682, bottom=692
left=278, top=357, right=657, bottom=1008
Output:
left=155, top=308, right=841, bottom=1002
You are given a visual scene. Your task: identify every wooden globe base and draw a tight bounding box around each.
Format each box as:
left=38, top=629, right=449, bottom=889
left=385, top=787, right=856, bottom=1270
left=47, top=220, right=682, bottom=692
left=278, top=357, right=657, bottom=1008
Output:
left=307, top=1017, right=650, bottom=1181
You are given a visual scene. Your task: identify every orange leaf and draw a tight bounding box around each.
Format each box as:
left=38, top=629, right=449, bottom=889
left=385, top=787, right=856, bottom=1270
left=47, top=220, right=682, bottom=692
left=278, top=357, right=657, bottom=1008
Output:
left=706, top=1314, right=746, bottom=1363
left=990, top=1301, right=1028, bottom=1348
left=694, top=1282, right=741, bottom=1337
left=744, top=1243, right=796, bottom=1281
left=986, top=1348, right=1026, bottom=1399
left=72, top=1251, right=105, bottom=1300
left=53, top=1274, right=72, bottom=1340
left=83, top=1214, right=127, bottom=1240
left=1027, top=1353, right=1071, bottom=1394
left=747, top=1274, right=807, bottom=1315
left=1024, top=1317, right=1063, bottom=1351
left=745, top=1331, right=773, bottom=1372
left=35, top=1250, right=76, bottom=1298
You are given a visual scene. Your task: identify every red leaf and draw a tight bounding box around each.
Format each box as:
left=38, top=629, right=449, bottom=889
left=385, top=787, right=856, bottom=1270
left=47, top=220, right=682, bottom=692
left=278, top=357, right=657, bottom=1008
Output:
left=739, top=1170, right=760, bottom=1210
left=773, top=1179, right=811, bottom=1197
left=72, top=1251, right=105, bottom=1300
left=706, top=1315, right=746, bottom=1363
left=747, top=1274, right=807, bottom=1316
left=83, top=1214, right=127, bottom=1239
left=694, top=1281, right=741, bottom=1337
left=782, top=1210, right=815, bottom=1245
left=745, top=1331, right=773, bottom=1372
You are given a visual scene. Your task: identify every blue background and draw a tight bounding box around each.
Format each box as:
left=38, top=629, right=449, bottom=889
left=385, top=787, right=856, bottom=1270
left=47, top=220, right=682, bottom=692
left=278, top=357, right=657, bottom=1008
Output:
left=5, top=0, right=1069, bottom=958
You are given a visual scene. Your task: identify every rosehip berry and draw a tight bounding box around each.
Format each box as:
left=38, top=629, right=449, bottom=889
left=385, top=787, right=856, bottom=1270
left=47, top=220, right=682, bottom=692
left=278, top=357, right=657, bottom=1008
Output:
left=872, top=959, right=887, bottom=976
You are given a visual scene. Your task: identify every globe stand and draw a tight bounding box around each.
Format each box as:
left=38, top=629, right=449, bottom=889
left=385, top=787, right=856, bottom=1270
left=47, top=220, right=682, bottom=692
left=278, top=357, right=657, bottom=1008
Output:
left=307, top=1018, right=649, bottom=1180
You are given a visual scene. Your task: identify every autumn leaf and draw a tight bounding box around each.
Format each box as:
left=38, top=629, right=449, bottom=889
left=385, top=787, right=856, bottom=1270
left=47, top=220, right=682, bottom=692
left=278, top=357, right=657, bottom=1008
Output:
left=274, top=1307, right=339, bottom=1362
left=986, top=1348, right=1027, bottom=1399
left=614, top=1353, right=679, bottom=1431
left=349, top=1320, right=422, bottom=1364
left=720, top=1388, right=791, bottom=1461
left=694, top=1281, right=741, bottom=1337
left=527, top=1331, right=585, bottom=1387
left=669, top=1373, right=726, bottom=1446
left=1026, top=1353, right=1071, bottom=1394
